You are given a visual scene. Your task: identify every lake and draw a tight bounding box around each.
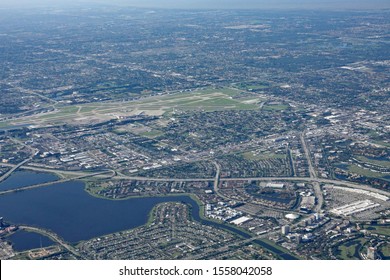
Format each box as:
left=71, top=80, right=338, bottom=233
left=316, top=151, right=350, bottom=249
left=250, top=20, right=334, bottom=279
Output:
left=0, top=171, right=58, bottom=191
left=0, top=181, right=199, bottom=243
left=0, top=172, right=296, bottom=259
left=8, top=230, right=55, bottom=251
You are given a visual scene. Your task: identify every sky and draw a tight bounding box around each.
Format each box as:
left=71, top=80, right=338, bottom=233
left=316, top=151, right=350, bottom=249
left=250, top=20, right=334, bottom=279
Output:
left=0, top=0, right=389, bottom=9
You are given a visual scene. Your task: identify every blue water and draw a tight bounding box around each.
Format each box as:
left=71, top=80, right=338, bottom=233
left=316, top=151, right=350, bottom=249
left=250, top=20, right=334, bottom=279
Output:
left=9, top=230, right=55, bottom=251
left=0, top=171, right=58, bottom=191
left=0, top=176, right=297, bottom=259
left=0, top=181, right=197, bottom=243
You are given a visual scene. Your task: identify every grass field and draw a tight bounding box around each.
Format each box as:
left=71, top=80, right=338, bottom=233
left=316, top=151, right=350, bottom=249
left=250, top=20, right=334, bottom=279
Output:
left=380, top=243, right=390, bottom=258
left=336, top=238, right=366, bottom=260
left=0, top=121, right=10, bottom=128
left=247, top=85, right=269, bottom=90
left=195, top=87, right=240, bottom=96
left=80, top=106, right=100, bottom=113
left=372, top=140, right=390, bottom=148
left=347, top=164, right=387, bottom=179
left=139, top=130, right=164, bottom=139
left=38, top=106, right=80, bottom=120
left=364, top=225, right=390, bottom=237
left=237, top=83, right=269, bottom=91
left=357, top=156, right=390, bottom=168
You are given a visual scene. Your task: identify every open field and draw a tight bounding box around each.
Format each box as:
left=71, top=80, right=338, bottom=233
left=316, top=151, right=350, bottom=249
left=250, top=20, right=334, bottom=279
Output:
left=0, top=122, right=10, bottom=128
left=372, top=140, right=390, bottom=148
left=357, top=156, right=390, bottom=168
left=1, top=88, right=263, bottom=128
left=364, top=225, right=390, bottom=237
left=380, top=244, right=390, bottom=259
left=236, top=82, right=270, bottom=91
left=196, top=87, right=241, bottom=96
left=347, top=164, right=388, bottom=179
left=138, top=129, right=164, bottom=139
left=246, top=85, right=269, bottom=90
left=336, top=238, right=366, bottom=260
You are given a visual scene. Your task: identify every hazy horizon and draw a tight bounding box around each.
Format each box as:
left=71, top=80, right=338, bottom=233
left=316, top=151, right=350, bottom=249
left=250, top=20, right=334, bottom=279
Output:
left=1, top=0, right=389, bottom=10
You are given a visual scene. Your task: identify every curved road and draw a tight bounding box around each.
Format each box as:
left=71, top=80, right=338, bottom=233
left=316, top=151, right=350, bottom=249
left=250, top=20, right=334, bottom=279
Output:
left=19, top=225, right=83, bottom=259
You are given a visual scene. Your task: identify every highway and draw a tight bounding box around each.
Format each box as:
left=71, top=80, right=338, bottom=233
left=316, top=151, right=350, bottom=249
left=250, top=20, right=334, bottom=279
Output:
left=313, top=182, right=324, bottom=212
left=0, top=170, right=114, bottom=196
left=0, top=163, right=119, bottom=179
left=0, top=138, right=40, bottom=183
left=1, top=164, right=388, bottom=197
left=212, top=161, right=231, bottom=200
left=300, top=132, right=317, bottom=179
left=299, top=132, right=324, bottom=211
left=0, top=158, right=32, bottom=184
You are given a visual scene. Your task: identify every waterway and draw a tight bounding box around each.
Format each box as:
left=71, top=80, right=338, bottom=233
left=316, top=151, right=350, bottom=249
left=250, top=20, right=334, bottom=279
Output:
left=0, top=173, right=297, bottom=259
left=9, top=230, right=55, bottom=251
left=0, top=170, right=58, bottom=191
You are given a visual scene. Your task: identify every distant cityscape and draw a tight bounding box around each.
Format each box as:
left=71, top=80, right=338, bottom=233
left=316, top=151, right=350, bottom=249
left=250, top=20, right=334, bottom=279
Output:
left=0, top=6, right=389, bottom=260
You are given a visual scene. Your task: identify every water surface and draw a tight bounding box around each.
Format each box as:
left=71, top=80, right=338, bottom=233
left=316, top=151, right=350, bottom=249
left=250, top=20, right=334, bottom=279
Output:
left=9, top=230, right=55, bottom=251
left=0, top=171, right=58, bottom=191
left=0, top=181, right=199, bottom=242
